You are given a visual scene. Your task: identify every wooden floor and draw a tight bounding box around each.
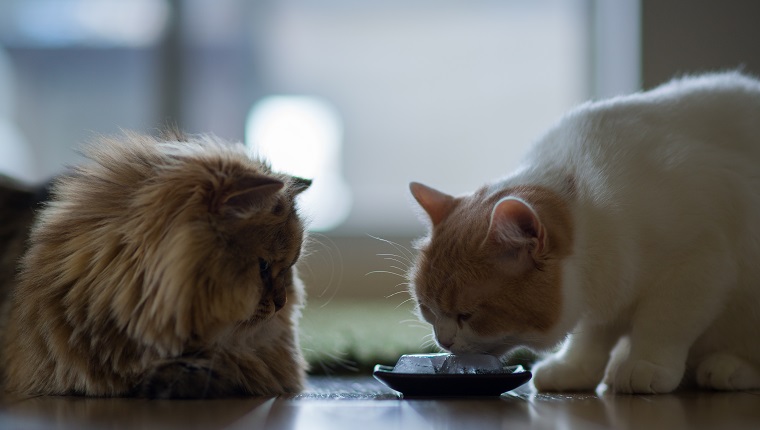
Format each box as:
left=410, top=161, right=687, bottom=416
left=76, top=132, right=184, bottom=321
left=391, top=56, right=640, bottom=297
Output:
left=1, top=376, right=759, bottom=429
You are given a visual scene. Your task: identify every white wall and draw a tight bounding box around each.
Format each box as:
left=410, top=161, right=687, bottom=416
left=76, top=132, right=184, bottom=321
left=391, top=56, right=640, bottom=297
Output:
left=249, top=0, right=592, bottom=235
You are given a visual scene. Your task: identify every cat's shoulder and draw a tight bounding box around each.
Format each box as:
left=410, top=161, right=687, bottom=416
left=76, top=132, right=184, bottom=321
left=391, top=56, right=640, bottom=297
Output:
left=655, top=70, right=760, bottom=92
left=553, top=70, right=760, bottom=134
left=641, top=70, right=760, bottom=103
left=576, top=70, right=757, bottom=111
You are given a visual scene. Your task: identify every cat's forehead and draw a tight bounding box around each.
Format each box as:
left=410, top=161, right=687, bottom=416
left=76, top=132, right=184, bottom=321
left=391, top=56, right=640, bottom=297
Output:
left=270, top=220, right=303, bottom=255
left=415, top=247, right=486, bottom=306
left=426, top=215, right=488, bottom=259
left=157, top=138, right=270, bottom=172
left=416, top=278, right=482, bottom=316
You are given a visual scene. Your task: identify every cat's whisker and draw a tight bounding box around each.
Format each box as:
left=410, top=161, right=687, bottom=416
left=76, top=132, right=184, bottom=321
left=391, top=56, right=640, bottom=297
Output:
left=387, top=282, right=412, bottom=293
left=387, top=265, right=408, bottom=274
left=317, top=350, right=359, bottom=374
left=380, top=259, right=410, bottom=272
left=384, top=290, right=410, bottom=299
left=368, top=235, right=416, bottom=263
left=393, top=297, right=416, bottom=310
left=420, top=339, right=437, bottom=349
left=365, top=270, right=406, bottom=279
left=308, top=349, right=342, bottom=376
left=301, top=233, right=345, bottom=306
left=377, top=251, right=410, bottom=260
left=398, top=318, right=427, bottom=325
left=398, top=322, right=431, bottom=331
left=401, top=323, right=431, bottom=332
left=307, top=353, right=341, bottom=377
left=377, top=254, right=412, bottom=268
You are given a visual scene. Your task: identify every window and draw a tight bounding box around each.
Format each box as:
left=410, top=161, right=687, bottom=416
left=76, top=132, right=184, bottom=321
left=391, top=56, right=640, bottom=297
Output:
left=0, top=0, right=640, bottom=236
left=0, top=0, right=641, bottom=371
left=247, top=0, right=593, bottom=235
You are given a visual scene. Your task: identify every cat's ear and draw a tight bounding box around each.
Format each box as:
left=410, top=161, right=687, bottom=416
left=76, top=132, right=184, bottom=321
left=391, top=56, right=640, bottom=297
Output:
left=486, top=197, right=546, bottom=258
left=217, top=176, right=284, bottom=212
left=289, top=176, right=312, bottom=195
left=409, top=182, right=455, bottom=226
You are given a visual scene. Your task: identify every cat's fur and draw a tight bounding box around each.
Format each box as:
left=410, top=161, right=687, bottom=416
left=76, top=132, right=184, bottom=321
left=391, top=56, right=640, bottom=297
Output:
left=1, top=131, right=311, bottom=398
left=409, top=71, right=760, bottom=394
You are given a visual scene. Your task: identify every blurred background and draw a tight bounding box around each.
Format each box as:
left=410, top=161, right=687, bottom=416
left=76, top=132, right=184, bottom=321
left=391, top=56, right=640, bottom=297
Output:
left=1, top=0, right=759, bottom=373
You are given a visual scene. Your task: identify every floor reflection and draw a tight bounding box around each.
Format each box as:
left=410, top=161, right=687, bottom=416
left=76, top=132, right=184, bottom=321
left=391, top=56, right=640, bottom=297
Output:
left=600, top=390, right=760, bottom=430
left=405, top=397, right=531, bottom=428
left=230, top=397, right=533, bottom=430
left=1, top=378, right=759, bottom=430
left=3, top=394, right=266, bottom=430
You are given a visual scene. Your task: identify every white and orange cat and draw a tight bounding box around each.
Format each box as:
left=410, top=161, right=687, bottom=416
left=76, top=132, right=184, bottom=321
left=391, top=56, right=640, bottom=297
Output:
left=409, top=71, right=760, bottom=393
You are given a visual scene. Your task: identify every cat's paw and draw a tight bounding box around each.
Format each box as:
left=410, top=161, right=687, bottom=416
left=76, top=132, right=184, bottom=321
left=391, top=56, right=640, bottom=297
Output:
left=532, top=358, right=603, bottom=392
left=604, top=357, right=683, bottom=394
left=696, top=353, right=760, bottom=391
left=138, top=360, right=243, bottom=399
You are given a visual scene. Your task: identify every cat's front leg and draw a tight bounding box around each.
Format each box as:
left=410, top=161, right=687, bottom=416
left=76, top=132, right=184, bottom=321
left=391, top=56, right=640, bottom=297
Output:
left=137, top=359, right=244, bottom=399
left=603, top=266, right=728, bottom=394
left=603, top=338, right=687, bottom=394
left=532, top=321, right=620, bottom=392
left=696, top=353, right=760, bottom=390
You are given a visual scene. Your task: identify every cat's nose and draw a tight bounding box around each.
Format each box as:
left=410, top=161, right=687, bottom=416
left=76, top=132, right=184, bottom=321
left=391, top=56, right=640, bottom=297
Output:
left=439, top=340, right=454, bottom=350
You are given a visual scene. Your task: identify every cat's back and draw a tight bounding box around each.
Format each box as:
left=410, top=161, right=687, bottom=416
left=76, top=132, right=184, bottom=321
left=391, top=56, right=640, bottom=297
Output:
left=606, top=72, right=759, bottom=184
left=520, top=72, right=760, bottom=191
left=581, top=71, right=760, bottom=159
left=507, top=71, right=760, bottom=265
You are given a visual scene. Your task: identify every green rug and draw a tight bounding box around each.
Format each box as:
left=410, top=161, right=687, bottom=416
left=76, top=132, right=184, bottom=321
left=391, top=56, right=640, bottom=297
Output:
left=299, top=299, right=437, bottom=374
left=299, top=299, right=537, bottom=375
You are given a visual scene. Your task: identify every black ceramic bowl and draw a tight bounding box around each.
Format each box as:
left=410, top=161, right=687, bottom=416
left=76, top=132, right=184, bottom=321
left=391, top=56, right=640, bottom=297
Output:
left=373, top=353, right=532, bottom=397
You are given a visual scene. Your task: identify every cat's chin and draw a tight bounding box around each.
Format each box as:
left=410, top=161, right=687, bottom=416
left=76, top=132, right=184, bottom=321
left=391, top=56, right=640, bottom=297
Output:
left=241, top=309, right=279, bottom=327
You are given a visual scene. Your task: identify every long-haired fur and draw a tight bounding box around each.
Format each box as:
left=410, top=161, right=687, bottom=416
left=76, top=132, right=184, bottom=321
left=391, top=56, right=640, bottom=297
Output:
left=2, top=131, right=311, bottom=398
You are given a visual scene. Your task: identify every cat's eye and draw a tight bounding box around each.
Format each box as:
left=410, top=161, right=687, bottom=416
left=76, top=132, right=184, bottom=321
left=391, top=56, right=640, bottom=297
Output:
left=458, top=313, right=473, bottom=323
left=259, top=258, right=270, bottom=272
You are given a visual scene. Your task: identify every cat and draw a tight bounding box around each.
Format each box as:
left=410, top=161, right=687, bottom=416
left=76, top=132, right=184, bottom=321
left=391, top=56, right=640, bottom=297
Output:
left=1, top=130, right=311, bottom=398
left=408, top=71, right=760, bottom=394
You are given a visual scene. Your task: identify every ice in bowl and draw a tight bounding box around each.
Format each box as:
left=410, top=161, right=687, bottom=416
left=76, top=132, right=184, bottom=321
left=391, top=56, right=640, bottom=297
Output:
left=392, top=353, right=503, bottom=374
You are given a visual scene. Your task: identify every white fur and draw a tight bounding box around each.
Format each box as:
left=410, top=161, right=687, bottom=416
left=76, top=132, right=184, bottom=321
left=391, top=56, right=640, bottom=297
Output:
left=498, top=71, right=760, bottom=393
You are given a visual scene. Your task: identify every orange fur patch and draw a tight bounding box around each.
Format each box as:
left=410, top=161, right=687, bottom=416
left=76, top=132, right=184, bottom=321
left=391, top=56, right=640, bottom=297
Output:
left=412, top=184, right=574, bottom=339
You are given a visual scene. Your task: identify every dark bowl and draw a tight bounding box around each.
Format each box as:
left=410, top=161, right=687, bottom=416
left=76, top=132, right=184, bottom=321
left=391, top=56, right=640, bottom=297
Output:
left=373, top=362, right=532, bottom=397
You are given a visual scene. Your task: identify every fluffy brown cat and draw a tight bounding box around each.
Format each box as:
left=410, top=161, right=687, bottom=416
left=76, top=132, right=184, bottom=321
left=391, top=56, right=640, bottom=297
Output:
left=1, top=130, right=311, bottom=398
